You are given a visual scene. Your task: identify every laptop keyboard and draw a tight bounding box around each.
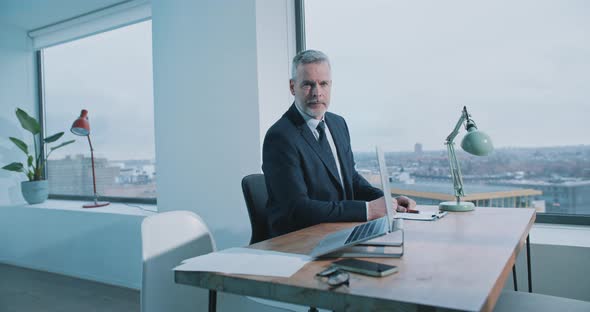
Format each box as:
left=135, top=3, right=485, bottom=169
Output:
left=344, top=217, right=387, bottom=245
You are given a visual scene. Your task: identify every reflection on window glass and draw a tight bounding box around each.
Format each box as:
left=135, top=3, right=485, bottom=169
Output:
left=44, top=20, right=156, bottom=200
left=305, top=1, right=589, bottom=215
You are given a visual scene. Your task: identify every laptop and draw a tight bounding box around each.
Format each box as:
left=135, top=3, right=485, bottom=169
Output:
left=359, top=145, right=404, bottom=247
left=309, top=146, right=397, bottom=258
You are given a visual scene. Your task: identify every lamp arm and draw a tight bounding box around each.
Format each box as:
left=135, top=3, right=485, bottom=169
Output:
left=445, top=107, right=470, bottom=143
left=447, top=142, right=465, bottom=202
left=445, top=106, right=471, bottom=203
left=87, top=135, right=98, bottom=204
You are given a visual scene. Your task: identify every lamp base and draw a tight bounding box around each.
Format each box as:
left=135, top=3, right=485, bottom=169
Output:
left=439, top=201, right=474, bottom=212
left=83, top=201, right=110, bottom=208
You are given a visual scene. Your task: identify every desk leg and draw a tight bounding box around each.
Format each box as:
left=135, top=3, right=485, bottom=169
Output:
left=512, top=265, right=518, bottom=291
left=209, top=290, right=217, bottom=312
left=526, top=235, right=532, bottom=293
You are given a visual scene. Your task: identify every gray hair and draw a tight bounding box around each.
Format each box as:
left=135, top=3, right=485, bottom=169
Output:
left=291, top=49, right=331, bottom=80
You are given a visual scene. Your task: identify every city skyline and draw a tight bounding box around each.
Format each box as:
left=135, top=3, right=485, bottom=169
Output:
left=50, top=142, right=590, bottom=159
left=44, top=144, right=589, bottom=216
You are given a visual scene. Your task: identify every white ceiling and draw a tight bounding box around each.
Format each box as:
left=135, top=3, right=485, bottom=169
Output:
left=0, top=0, right=128, bottom=30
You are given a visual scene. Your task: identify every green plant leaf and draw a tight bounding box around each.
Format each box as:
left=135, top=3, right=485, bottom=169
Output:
left=27, top=155, right=33, bottom=167
left=9, top=137, right=28, bottom=154
left=2, top=162, right=24, bottom=172
left=15, top=108, right=40, bottom=135
left=44, top=132, right=64, bottom=143
left=50, top=139, right=75, bottom=151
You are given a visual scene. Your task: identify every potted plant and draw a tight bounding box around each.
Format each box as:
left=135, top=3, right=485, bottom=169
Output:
left=2, top=108, right=74, bottom=204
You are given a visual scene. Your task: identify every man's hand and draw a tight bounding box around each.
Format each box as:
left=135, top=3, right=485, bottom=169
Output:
left=368, top=196, right=418, bottom=220
left=395, top=195, right=417, bottom=212
left=367, top=196, right=399, bottom=220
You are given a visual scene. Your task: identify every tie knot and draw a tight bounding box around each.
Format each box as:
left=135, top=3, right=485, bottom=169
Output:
left=316, top=120, right=326, bottom=133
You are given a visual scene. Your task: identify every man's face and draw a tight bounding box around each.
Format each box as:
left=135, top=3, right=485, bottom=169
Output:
left=290, top=62, right=332, bottom=120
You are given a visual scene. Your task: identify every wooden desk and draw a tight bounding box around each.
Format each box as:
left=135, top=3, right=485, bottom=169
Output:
left=175, top=207, right=535, bottom=311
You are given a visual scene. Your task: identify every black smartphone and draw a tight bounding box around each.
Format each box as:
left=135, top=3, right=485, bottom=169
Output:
left=332, top=259, right=398, bottom=277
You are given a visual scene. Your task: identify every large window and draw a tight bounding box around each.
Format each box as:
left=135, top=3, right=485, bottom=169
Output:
left=304, top=1, right=590, bottom=218
left=42, top=20, right=156, bottom=201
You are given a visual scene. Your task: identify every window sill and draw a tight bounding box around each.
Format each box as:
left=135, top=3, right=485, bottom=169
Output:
left=531, top=223, right=590, bottom=248
left=20, top=199, right=157, bottom=217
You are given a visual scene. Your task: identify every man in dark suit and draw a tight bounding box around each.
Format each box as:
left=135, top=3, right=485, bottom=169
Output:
left=262, top=50, right=415, bottom=237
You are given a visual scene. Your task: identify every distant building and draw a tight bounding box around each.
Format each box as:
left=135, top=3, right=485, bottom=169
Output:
left=388, top=181, right=543, bottom=211
left=48, top=155, right=119, bottom=196
left=360, top=172, right=543, bottom=211
left=490, top=179, right=590, bottom=215
left=414, top=143, right=423, bottom=154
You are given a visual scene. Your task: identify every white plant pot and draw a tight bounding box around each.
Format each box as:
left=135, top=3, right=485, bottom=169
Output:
left=21, top=180, right=49, bottom=204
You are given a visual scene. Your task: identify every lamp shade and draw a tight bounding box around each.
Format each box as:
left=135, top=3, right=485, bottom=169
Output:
left=71, top=109, right=90, bottom=136
left=461, top=128, right=493, bottom=156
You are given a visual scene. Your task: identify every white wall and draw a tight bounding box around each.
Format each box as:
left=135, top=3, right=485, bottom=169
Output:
left=0, top=22, right=38, bottom=205
left=152, top=0, right=294, bottom=249
left=0, top=202, right=149, bottom=289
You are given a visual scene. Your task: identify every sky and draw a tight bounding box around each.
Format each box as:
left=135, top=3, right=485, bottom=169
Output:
left=40, top=1, right=590, bottom=161
left=43, top=20, right=154, bottom=160
left=305, top=0, right=590, bottom=152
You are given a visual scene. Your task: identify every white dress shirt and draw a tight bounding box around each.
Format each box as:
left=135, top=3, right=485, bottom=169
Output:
left=294, top=104, right=370, bottom=219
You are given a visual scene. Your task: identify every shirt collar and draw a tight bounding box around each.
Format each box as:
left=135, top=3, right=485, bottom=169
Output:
left=294, top=103, right=323, bottom=130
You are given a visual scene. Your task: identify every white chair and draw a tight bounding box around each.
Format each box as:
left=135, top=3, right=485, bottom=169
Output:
left=494, top=290, right=590, bottom=312
left=141, top=210, right=291, bottom=312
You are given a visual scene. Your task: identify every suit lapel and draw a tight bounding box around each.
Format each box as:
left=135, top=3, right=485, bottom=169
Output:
left=286, top=104, right=343, bottom=189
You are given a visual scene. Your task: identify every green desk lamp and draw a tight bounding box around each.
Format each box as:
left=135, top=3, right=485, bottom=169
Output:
left=439, top=106, right=493, bottom=212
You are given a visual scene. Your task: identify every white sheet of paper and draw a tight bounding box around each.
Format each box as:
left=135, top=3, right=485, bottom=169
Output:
left=174, top=247, right=311, bottom=278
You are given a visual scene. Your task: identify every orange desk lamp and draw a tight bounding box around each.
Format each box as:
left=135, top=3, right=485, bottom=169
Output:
left=71, top=109, right=110, bottom=208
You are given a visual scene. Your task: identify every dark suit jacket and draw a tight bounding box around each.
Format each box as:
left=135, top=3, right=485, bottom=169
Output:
left=262, top=104, right=384, bottom=237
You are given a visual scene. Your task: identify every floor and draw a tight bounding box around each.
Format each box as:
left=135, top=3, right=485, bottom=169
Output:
left=0, top=264, right=139, bottom=312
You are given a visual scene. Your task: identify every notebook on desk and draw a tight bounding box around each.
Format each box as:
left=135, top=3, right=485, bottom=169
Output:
left=395, top=210, right=448, bottom=221
left=309, top=146, right=399, bottom=258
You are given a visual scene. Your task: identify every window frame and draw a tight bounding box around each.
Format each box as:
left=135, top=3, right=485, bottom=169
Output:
left=295, top=0, right=306, bottom=53
left=37, top=21, right=157, bottom=205
left=299, top=1, right=589, bottom=226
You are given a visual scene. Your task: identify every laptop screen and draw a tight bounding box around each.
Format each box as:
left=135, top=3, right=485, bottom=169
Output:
left=376, top=146, right=396, bottom=232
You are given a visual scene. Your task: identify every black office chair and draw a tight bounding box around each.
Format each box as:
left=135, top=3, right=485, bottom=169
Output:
left=241, top=173, right=271, bottom=245
left=241, top=174, right=323, bottom=312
